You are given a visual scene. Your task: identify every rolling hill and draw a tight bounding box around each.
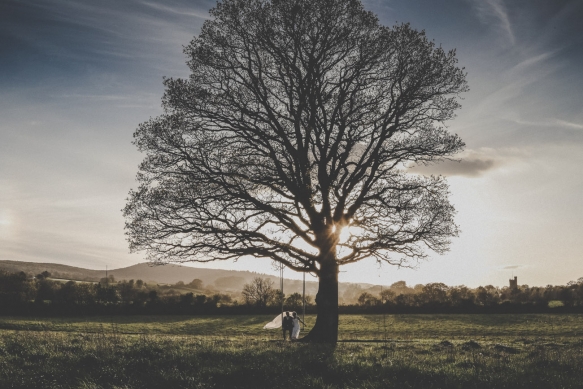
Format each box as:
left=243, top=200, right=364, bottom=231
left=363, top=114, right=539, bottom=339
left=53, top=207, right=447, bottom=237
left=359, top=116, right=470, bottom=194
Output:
left=0, top=260, right=379, bottom=299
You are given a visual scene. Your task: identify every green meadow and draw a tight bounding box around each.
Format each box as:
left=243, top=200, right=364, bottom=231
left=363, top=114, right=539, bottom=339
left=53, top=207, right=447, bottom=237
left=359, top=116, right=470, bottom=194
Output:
left=1, top=314, right=583, bottom=388
left=2, top=314, right=582, bottom=339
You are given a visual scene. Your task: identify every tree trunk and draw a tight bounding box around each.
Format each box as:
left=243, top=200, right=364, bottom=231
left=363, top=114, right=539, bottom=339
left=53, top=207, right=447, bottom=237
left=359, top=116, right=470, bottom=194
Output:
left=300, top=258, right=339, bottom=343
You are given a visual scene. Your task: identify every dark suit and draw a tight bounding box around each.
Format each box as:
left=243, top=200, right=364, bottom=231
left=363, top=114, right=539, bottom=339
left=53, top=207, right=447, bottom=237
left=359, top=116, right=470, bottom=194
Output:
left=282, top=314, right=293, bottom=340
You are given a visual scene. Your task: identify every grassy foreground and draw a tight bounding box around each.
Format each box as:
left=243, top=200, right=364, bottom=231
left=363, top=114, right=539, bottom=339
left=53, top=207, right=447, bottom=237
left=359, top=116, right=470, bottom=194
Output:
left=1, top=314, right=583, bottom=388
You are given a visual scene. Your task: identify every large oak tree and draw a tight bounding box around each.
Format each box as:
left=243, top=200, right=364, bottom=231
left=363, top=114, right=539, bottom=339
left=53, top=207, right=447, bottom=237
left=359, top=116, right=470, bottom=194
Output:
left=124, top=0, right=468, bottom=343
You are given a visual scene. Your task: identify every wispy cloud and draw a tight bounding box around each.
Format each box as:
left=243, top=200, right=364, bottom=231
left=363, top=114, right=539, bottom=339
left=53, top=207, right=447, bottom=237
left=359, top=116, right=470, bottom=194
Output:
left=555, top=119, right=583, bottom=130
left=463, top=50, right=564, bottom=135
left=141, top=1, right=211, bottom=20
left=409, top=148, right=519, bottom=178
left=0, top=0, right=203, bottom=67
left=468, top=0, right=515, bottom=45
left=511, top=51, right=559, bottom=71
left=408, top=147, right=537, bottom=178
left=508, top=117, right=583, bottom=131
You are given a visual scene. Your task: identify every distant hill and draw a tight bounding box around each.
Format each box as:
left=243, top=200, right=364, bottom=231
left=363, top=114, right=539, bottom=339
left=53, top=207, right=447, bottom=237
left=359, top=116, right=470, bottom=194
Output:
left=0, top=260, right=379, bottom=300
left=0, top=260, right=105, bottom=282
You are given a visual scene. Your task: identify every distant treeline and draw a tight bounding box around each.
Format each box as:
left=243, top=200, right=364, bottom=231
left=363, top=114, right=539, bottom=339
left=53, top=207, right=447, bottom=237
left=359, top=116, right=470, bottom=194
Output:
left=346, top=280, right=583, bottom=314
left=2, top=270, right=583, bottom=315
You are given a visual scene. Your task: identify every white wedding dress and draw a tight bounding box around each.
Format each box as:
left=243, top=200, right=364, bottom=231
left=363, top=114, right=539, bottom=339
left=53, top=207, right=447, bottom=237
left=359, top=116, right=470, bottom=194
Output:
left=263, top=313, right=283, bottom=329
left=291, top=317, right=301, bottom=339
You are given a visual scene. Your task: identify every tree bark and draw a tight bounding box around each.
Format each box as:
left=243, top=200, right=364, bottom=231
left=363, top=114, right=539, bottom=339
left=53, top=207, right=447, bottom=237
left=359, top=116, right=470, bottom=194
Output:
left=300, top=257, right=339, bottom=343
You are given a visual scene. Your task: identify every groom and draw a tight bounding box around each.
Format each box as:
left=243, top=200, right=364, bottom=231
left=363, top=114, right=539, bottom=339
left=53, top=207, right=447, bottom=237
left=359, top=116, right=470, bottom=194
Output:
left=282, top=311, right=293, bottom=341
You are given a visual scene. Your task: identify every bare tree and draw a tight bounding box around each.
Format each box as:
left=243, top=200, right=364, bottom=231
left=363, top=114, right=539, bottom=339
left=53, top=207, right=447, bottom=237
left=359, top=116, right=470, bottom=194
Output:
left=242, top=277, right=276, bottom=307
left=124, top=0, right=468, bottom=343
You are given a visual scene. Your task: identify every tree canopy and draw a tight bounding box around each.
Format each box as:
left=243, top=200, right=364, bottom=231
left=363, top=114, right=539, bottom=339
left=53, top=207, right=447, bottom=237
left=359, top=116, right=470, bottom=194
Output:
left=124, top=0, right=468, bottom=342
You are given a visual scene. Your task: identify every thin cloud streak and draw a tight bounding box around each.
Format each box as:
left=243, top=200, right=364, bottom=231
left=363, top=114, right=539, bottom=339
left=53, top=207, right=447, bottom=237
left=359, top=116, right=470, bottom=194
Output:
left=409, top=149, right=507, bottom=177
left=467, top=0, right=515, bottom=45
left=555, top=119, right=583, bottom=130
left=510, top=118, right=583, bottom=131
left=511, top=51, right=559, bottom=71
left=475, top=57, right=562, bottom=113
left=141, top=1, right=212, bottom=19
left=409, top=147, right=538, bottom=178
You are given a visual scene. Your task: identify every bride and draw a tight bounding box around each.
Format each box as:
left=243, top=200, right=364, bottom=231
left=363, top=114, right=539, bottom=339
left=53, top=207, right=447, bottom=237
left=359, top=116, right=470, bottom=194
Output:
left=291, top=311, right=305, bottom=340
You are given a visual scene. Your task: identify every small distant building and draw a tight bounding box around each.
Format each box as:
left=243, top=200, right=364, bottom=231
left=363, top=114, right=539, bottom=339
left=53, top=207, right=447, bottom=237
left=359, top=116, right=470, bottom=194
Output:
left=509, top=276, right=518, bottom=289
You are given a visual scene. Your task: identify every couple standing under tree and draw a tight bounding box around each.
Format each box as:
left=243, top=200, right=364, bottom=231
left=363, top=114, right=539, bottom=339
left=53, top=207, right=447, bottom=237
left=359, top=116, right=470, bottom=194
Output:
left=282, top=311, right=304, bottom=341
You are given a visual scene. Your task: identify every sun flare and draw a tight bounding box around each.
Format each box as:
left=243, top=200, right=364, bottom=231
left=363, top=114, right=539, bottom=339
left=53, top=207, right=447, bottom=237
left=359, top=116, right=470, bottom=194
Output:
left=339, top=226, right=352, bottom=244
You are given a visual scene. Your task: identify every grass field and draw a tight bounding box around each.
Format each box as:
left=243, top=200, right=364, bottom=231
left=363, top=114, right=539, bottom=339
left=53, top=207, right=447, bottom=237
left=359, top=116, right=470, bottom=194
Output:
left=1, top=314, right=583, bottom=388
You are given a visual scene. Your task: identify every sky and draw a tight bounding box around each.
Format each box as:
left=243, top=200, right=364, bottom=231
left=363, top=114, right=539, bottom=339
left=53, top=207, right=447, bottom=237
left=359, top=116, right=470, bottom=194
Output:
left=1, top=0, right=582, bottom=288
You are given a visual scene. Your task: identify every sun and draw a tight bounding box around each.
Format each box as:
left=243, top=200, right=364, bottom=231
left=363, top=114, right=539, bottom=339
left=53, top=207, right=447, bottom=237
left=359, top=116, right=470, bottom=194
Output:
left=339, top=226, right=352, bottom=244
